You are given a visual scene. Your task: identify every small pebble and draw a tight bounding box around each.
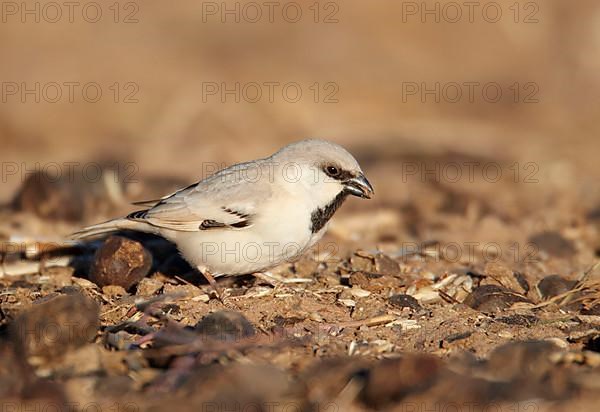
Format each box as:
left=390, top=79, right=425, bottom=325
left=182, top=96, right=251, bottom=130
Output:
left=195, top=311, right=255, bottom=342
left=350, top=253, right=374, bottom=272
left=350, top=287, right=371, bottom=298
left=484, top=263, right=529, bottom=295
left=309, top=312, right=324, bottom=322
left=136, top=277, right=164, bottom=296
left=463, top=285, right=530, bottom=313
left=528, top=231, right=576, bottom=258
left=339, top=299, right=356, bottom=308
left=388, top=294, right=422, bottom=311
left=102, top=285, right=128, bottom=298
left=498, top=330, right=514, bottom=339
left=408, top=286, right=440, bottom=304
left=374, top=253, right=400, bottom=276
left=537, top=275, right=577, bottom=299
left=544, top=337, right=569, bottom=349
left=191, top=294, right=210, bottom=303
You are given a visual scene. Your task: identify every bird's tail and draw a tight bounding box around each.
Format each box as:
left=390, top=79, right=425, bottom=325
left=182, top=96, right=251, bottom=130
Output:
left=70, top=217, right=146, bottom=240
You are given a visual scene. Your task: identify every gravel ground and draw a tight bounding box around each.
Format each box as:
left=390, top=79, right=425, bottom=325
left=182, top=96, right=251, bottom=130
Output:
left=2, top=2, right=600, bottom=410
left=1, top=152, right=599, bottom=411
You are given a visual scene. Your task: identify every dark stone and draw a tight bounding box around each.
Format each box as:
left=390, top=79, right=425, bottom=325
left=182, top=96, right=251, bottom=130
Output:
left=463, top=285, right=530, bottom=313
left=484, top=340, right=574, bottom=400
left=89, top=236, right=152, bottom=290
left=389, top=294, right=422, bottom=311
left=195, top=311, right=256, bottom=342
left=10, top=293, right=99, bottom=363
left=12, top=171, right=86, bottom=221
left=444, top=331, right=473, bottom=343
left=537, top=275, right=577, bottom=299
left=360, top=355, right=443, bottom=408
left=528, top=231, right=576, bottom=258
left=0, top=343, right=30, bottom=398
left=513, top=272, right=530, bottom=293
left=487, top=340, right=561, bottom=381
left=581, top=305, right=600, bottom=315
left=498, top=314, right=539, bottom=327
left=11, top=167, right=125, bottom=222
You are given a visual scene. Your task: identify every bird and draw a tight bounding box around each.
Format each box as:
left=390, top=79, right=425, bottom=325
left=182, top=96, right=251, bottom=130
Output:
left=72, top=139, right=374, bottom=297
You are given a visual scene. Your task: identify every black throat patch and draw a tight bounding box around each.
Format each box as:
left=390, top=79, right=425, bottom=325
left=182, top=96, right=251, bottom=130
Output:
left=310, top=190, right=350, bottom=234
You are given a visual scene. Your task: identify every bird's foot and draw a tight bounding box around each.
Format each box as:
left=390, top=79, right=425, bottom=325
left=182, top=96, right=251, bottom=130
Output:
left=199, top=269, right=226, bottom=303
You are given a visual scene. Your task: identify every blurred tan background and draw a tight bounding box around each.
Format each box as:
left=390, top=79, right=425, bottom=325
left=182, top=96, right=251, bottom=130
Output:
left=1, top=0, right=599, bottom=211
left=4, top=3, right=600, bottom=408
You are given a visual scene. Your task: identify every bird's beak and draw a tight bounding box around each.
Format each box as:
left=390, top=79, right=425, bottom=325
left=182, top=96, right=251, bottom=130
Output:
left=344, top=173, right=374, bottom=199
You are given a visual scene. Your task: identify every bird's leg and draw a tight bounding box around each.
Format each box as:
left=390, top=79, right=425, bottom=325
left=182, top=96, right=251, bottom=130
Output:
left=199, top=268, right=224, bottom=302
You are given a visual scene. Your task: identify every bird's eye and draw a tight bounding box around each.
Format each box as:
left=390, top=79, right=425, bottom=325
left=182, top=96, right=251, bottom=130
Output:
left=325, top=165, right=339, bottom=177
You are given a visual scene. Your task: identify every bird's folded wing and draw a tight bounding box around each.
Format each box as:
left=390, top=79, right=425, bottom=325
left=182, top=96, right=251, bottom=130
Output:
left=131, top=182, right=199, bottom=207
left=128, top=162, right=271, bottom=232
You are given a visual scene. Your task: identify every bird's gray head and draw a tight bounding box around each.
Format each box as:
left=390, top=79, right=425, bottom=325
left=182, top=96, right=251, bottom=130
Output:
left=269, top=139, right=374, bottom=205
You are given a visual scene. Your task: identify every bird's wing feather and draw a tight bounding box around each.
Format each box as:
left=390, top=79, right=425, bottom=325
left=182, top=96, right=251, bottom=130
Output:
left=131, top=199, right=160, bottom=207
left=131, top=182, right=199, bottom=207
left=128, top=161, right=271, bottom=232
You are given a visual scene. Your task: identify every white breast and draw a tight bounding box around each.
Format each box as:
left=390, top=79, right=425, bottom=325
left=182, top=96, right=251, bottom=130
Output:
left=167, top=194, right=320, bottom=276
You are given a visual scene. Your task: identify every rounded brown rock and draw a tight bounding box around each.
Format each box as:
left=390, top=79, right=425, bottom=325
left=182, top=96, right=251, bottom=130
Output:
left=195, top=311, right=256, bottom=342
left=463, top=285, right=530, bottom=313
left=536, top=275, right=577, bottom=299
left=10, top=293, right=100, bottom=363
left=389, top=294, right=422, bottom=311
left=89, top=236, right=153, bottom=290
